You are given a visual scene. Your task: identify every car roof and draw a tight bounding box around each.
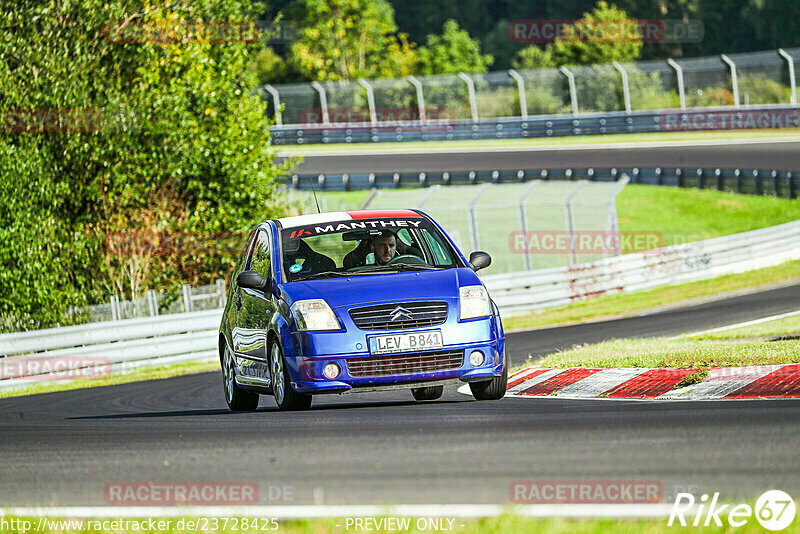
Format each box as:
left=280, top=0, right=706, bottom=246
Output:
left=274, top=209, right=422, bottom=229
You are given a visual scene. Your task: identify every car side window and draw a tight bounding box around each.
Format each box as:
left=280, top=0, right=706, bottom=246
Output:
left=422, top=229, right=454, bottom=266
left=248, top=229, right=272, bottom=281
left=232, top=230, right=256, bottom=287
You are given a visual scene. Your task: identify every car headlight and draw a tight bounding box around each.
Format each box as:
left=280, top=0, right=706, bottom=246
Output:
left=291, top=299, right=340, bottom=331
left=459, top=285, right=491, bottom=320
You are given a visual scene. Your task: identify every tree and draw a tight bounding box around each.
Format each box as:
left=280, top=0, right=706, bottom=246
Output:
left=512, top=46, right=556, bottom=70
left=551, top=1, right=643, bottom=66
left=0, top=0, right=289, bottom=330
left=415, top=20, right=494, bottom=75
left=287, top=0, right=416, bottom=81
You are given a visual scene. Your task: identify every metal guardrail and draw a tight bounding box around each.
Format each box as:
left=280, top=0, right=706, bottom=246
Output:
left=271, top=106, right=800, bottom=145
left=0, top=310, right=221, bottom=389
left=482, top=220, right=800, bottom=315
left=285, top=167, right=798, bottom=199
left=2, top=221, right=798, bottom=386
left=266, top=48, right=800, bottom=144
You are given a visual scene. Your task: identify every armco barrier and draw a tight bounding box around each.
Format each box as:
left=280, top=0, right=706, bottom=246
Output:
left=482, top=220, right=800, bottom=315
left=286, top=167, right=798, bottom=198
left=1, top=221, right=798, bottom=384
left=0, top=310, right=221, bottom=388
left=270, top=106, right=800, bottom=145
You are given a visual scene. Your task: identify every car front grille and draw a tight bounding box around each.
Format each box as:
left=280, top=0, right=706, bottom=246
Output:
left=349, top=301, right=448, bottom=330
left=347, top=350, right=463, bottom=377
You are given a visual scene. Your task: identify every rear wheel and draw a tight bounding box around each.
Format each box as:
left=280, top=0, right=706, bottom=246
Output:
left=222, top=341, right=259, bottom=412
left=469, top=363, right=508, bottom=401
left=411, top=385, right=444, bottom=401
left=269, top=340, right=312, bottom=411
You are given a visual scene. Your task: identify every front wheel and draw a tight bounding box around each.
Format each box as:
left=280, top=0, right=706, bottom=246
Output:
left=222, top=341, right=259, bottom=412
left=469, top=363, right=508, bottom=401
left=269, top=341, right=312, bottom=411
left=411, top=385, right=444, bottom=401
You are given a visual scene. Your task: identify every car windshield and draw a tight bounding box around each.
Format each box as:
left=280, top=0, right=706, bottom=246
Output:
left=279, top=216, right=462, bottom=281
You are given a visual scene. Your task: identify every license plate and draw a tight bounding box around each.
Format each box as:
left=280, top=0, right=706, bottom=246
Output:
left=368, top=330, right=443, bottom=354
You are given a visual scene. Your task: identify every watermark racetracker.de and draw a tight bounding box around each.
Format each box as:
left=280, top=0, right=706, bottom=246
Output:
left=660, top=110, right=800, bottom=131
left=509, top=19, right=704, bottom=43
left=510, top=480, right=664, bottom=503
left=1, top=356, right=111, bottom=381
left=508, top=230, right=663, bottom=255
left=104, top=19, right=297, bottom=45
left=300, top=108, right=457, bottom=127
left=104, top=482, right=296, bottom=505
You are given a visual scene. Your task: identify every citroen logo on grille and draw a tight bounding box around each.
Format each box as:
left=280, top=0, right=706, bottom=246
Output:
left=390, top=306, right=413, bottom=321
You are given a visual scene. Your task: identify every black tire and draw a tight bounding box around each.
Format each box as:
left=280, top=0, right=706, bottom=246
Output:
left=222, top=340, right=259, bottom=412
left=411, top=385, right=444, bottom=401
left=269, top=340, right=312, bottom=411
left=469, top=362, right=508, bottom=401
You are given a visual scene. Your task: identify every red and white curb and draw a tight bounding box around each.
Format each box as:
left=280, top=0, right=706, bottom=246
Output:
left=497, top=363, right=800, bottom=400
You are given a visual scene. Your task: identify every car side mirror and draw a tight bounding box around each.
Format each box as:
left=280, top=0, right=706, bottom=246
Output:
left=237, top=270, right=269, bottom=292
left=468, top=251, right=491, bottom=271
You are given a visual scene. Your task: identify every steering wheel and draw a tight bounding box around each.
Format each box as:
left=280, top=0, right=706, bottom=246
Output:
left=387, top=254, right=427, bottom=266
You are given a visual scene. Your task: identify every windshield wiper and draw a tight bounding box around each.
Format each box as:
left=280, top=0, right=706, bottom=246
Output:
left=354, top=264, right=443, bottom=273
left=292, top=271, right=351, bottom=281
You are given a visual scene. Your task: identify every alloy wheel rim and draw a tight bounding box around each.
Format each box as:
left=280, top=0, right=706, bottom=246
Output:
left=224, top=346, right=235, bottom=404
left=272, top=344, right=285, bottom=405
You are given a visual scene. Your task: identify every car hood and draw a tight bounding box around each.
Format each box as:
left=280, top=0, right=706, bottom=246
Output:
left=278, top=268, right=482, bottom=308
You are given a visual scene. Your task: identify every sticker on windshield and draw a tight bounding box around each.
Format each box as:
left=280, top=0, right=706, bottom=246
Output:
left=285, top=218, right=427, bottom=240
left=289, top=264, right=302, bottom=273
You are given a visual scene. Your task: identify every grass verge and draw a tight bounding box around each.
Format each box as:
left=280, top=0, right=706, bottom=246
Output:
left=279, top=128, right=800, bottom=153
left=502, top=259, right=800, bottom=332
left=533, top=337, right=800, bottom=369
left=0, top=513, right=787, bottom=534
left=0, top=360, right=219, bottom=400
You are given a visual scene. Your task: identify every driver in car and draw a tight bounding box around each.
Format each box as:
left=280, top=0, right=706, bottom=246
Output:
left=371, top=230, right=398, bottom=265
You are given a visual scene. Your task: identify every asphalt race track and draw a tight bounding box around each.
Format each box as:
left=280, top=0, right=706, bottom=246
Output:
left=2, top=283, right=799, bottom=507
left=281, top=138, right=800, bottom=174
left=504, top=282, right=800, bottom=368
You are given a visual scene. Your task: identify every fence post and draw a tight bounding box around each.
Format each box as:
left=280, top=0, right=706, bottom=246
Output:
left=407, top=75, right=426, bottom=122
left=457, top=72, right=479, bottom=122
left=789, top=172, right=795, bottom=199
left=508, top=69, right=528, bottom=119
left=183, top=284, right=193, bottom=313
left=720, top=54, right=740, bottom=108
left=358, top=78, right=377, bottom=126
left=110, top=295, right=120, bottom=321
left=777, top=49, right=797, bottom=105
left=216, top=279, right=226, bottom=308
left=564, top=181, right=587, bottom=265
left=559, top=66, right=579, bottom=115
left=518, top=180, right=542, bottom=270
left=263, top=84, right=282, bottom=126
left=310, top=81, right=330, bottom=124
left=468, top=184, right=489, bottom=251
left=715, top=168, right=723, bottom=190
left=697, top=168, right=705, bottom=189
left=147, top=289, right=158, bottom=316
left=667, top=59, right=686, bottom=110
left=612, top=61, right=632, bottom=114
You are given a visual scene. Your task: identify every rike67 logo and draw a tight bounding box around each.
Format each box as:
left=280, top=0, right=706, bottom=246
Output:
left=669, top=490, right=796, bottom=531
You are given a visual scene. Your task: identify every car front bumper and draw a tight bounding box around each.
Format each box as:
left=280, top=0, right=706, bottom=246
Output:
left=288, top=341, right=505, bottom=395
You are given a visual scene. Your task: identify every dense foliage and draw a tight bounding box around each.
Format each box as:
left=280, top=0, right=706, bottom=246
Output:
left=1, top=0, right=290, bottom=330
left=258, top=0, right=800, bottom=79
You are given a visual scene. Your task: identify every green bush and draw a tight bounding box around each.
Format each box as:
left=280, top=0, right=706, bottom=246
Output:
left=0, top=0, right=290, bottom=331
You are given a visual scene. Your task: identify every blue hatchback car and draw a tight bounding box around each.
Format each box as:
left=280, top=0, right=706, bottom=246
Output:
left=219, top=209, right=506, bottom=411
